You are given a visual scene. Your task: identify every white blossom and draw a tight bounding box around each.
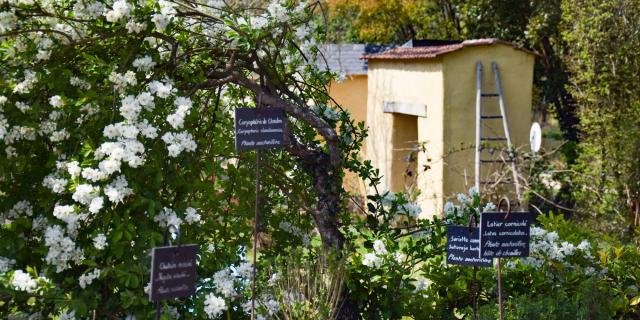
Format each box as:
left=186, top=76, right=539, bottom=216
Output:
left=104, top=175, right=133, bottom=203
left=401, top=202, right=422, bottom=218
left=89, top=196, right=104, bottom=213
left=184, top=207, right=201, bottom=224
left=49, top=95, right=64, bottom=108
left=11, top=270, right=37, bottom=292
left=132, top=55, right=156, bottom=72
left=161, top=132, right=197, bottom=157
left=0, top=256, right=16, bottom=273
left=373, top=239, right=387, bottom=255
left=15, top=101, right=30, bottom=113
left=66, top=161, right=81, bottom=179
left=149, top=80, right=174, bottom=98
left=126, top=20, right=147, bottom=33
left=204, top=293, right=227, bottom=319
left=154, top=207, right=182, bottom=228
left=43, top=174, right=68, bottom=193
left=44, top=225, right=84, bottom=272
left=7, top=200, right=33, bottom=218
left=72, top=184, right=100, bottom=205
left=105, top=0, right=131, bottom=22
left=78, top=269, right=100, bottom=289
left=93, top=233, right=107, bottom=250
left=13, top=70, right=37, bottom=94
left=212, top=268, right=236, bottom=298
left=362, top=252, right=382, bottom=268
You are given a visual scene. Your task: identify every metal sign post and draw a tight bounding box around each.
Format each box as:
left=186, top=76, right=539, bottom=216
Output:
left=234, top=104, right=286, bottom=320
left=151, top=225, right=198, bottom=320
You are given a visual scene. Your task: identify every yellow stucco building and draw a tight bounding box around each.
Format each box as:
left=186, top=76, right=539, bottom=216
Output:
left=363, top=39, right=535, bottom=218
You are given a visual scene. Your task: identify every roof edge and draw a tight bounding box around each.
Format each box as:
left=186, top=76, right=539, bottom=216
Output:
left=362, top=38, right=538, bottom=61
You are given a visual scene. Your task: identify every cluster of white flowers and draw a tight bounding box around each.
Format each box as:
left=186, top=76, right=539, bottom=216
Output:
left=362, top=252, right=382, bottom=268
left=15, top=101, right=30, bottom=113
left=184, top=207, right=202, bottom=224
left=43, top=173, right=68, bottom=194
left=52, top=204, right=87, bottom=235
left=11, top=270, right=38, bottom=292
left=104, top=175, right=133, bottom=203
left=78, top=269, right=100, bottom=289
left=161, top=132, right=197, bottom=157
left=362, top=239, right=407, bottom=268
left=0, top=256, right=16, bottom=273
left=153, top=207, right=183, bottom=228
left=105, top=0, right=132, bottom=22
left=380, top=191, right=422, bottom=218
left=234, top=262, right=253, bottom=279
left=73, top=1, right=104, bottom=19
left=44, top=225, right=84, bottom=272
left=167, top=96, right=192, bottom=129
left=203, top=293, right=227, bottom=319
left=132, top=55, right=156, bottom=72
left=313, top=104, right=340, bottom=121
left=69, top=76, right=92, bottom=90
left=149, top=80, right=175, bottom=98
left=0, top=10, right=18, bottom=33
left=108, top=71, right=137, bottom=92
left=95, top=139, right=145, bottom=170
left=539, top=172, right=561, bottom=191
left=401, top=202, right=422, bottom=218
left=93, top=233, right=108, bottom=250
left=373, top=239, right=387, bottom=255
left=278, top=221, right=310, bottom=246
left=212, top=268, right=236, bottom=298
left=514, top=226, right=595, bottom=273
left=72, top=184, right=104, bottom=214
left=49, top=95, right=63, bottom=108
left=126, top=20, right=147, bottom=33
left=6, top=200, right=33, bottom=219
left=13, top=70, right=37, bottom=94
left=59, top=310, right=76, bottom=320
left=35, top=32, right=53, bottom=60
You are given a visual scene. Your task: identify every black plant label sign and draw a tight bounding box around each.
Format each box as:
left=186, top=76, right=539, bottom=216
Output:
left=446, top=226, right=493, bottom=267
left=150, top=244, right=198, bottom=302
left=479, top=212, right=532, bottom=258
left=235, top=107, right=286, bottom=152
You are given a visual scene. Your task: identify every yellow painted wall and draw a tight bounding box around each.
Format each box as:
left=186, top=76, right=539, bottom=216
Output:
left=328, top=75, right=369, bottom=194
left=441, top=45, right=534, bottom=208
left=366, top=60, right=445, bottom=217
left=329, top=75, right=368, bottom=126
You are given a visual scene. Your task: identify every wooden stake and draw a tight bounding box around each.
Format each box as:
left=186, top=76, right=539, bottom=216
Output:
left=251, top=150, right=261, bottom=320
left=497, top=257, right=504, bottom=320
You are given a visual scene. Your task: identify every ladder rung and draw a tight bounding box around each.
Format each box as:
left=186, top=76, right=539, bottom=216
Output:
left=480, top=159, right=514, bottom=164
left=481, top=180, right=513, bottom=184
left=481, top=115, right=503, bottom=119
left=481, top=93, right=499, bottom=97
left=481, top=137, right=507, bottom=141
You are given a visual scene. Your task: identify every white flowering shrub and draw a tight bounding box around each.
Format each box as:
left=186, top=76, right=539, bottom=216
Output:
left=0, top=0, right=369, bottom=319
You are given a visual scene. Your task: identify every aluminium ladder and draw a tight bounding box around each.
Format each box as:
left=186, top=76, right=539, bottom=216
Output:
left=474, top=61, right=523, bottom=204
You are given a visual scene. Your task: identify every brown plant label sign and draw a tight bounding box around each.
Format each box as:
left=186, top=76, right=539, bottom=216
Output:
left=150, top=244, right=199, bottom=302
left=446, top=226, right=493, bottom=267
left=479, top=212, right=532, bottom=258
left=235, top=107, right=285, bottom=152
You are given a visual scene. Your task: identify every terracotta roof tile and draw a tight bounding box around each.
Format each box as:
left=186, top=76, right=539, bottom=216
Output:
left=363, top=39, right=535, bottom=60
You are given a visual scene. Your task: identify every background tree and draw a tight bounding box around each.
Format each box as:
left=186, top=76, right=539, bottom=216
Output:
left=562, top=0, right=640, bottom=238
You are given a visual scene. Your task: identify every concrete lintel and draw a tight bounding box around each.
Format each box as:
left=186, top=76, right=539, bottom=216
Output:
left=382, top=101, right=427, bottom=117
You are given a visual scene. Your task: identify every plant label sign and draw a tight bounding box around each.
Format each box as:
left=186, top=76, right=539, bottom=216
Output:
left=150, top=244, right=198, bottom=302
left=479, top=212, right=532, bottom=258
left=446, top=226, right=493, bottom=267
left=235, top=107, right=285, bottom=152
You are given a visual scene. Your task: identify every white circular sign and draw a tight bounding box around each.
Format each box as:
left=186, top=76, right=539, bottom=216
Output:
left=530, top=122, right=542, bottom=153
